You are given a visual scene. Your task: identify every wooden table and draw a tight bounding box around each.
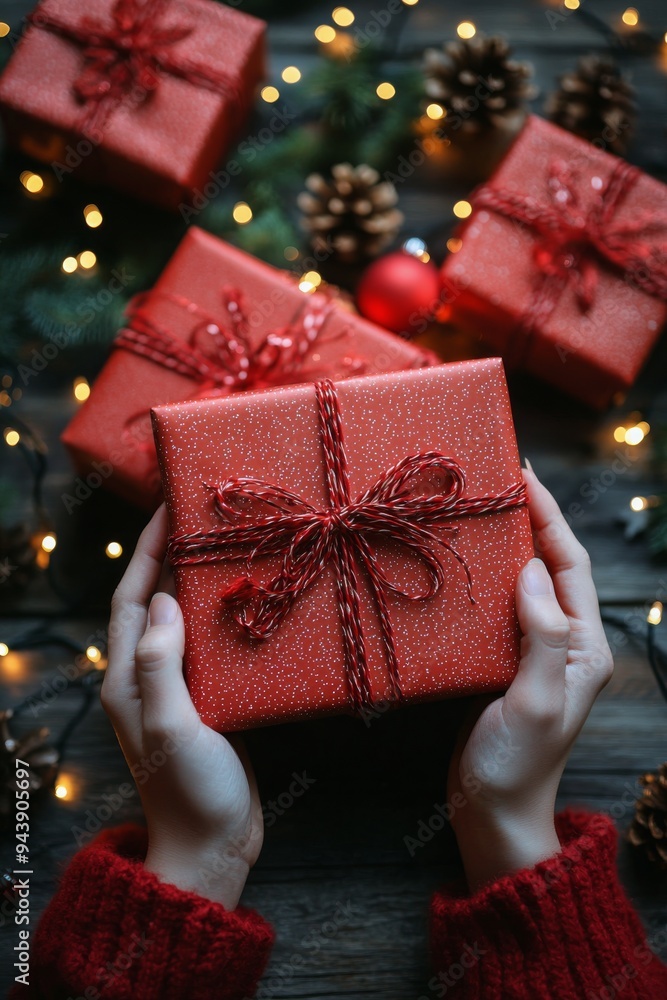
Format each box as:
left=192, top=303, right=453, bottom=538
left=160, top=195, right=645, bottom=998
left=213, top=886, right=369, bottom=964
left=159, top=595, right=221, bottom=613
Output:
left=1, top=1, right=666, bottom=996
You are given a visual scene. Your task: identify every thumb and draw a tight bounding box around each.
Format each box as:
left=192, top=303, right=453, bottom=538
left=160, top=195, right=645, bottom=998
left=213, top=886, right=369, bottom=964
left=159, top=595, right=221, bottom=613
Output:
left=135, top=592, right=197, bottom=735
left=506, top=558, right=569, bottom=723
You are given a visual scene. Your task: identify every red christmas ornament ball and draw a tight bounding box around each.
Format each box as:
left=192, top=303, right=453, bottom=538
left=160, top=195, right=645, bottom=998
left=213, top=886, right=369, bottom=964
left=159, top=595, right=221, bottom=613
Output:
left=356, top=249, right=442, bottom=336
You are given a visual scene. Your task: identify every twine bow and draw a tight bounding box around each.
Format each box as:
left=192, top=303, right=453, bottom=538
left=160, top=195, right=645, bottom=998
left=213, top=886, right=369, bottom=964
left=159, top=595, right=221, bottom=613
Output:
left=29, top=0, right=239, bottom=134
left=168, top=379, right=528, bottom=713
left=473, top=158, right=667, bottom=363
left=115, top=287, right=342, bottom=397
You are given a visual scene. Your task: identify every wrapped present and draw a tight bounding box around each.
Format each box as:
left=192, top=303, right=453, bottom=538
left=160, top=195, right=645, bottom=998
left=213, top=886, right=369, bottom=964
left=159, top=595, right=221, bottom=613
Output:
left=151, top=359, right=532, bottom=732
left=61, top=227, right=438, bottom=508
left=441, top=115, right=667, bottom=409
left=0, top=0, right=265, bottom=210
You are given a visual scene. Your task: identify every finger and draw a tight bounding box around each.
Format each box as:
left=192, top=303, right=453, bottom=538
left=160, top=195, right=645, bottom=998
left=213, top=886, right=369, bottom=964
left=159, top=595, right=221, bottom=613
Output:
left=523, top=469, right=601, bottom=626
left=134, top=592, right=199, bottom=737
left=505, top=558, right=569, bottom=724
left=106, top=505, right=169, bottom=694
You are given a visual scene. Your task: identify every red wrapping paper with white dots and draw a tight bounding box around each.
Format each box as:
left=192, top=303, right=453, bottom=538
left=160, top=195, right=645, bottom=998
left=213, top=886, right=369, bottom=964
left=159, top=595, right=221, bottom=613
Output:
left=151, top=358, right=533, bottom=733
left=441, top=116, right=667, bottom=410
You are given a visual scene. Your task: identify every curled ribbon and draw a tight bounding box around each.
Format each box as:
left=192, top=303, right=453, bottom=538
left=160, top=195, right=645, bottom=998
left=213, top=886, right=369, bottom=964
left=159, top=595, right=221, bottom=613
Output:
left=28, top=0, right=240, bottom=135
left=168, top=379, right=528, bottom=714
left=472, top=157, right=667, bottom=365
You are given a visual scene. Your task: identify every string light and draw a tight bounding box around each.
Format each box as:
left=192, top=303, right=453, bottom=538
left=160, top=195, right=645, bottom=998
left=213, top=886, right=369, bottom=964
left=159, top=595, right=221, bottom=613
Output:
left=41, top=534, right=57, bottom=553
left=299, top=271, right=322, bottom=293
left=78, top=250, right=96, bottom=269
left=446, top=237, right=463, bottom=253
left=83, top=204, right=103, bottom=227
left=621, top=7, right=639, bottom=25
left=0, top=643, right=8, bottom=657
left=105, top=541, right=123, bottom=558
left=284, top=246, right=299, bottom=261
left=401, top=0, right=419, bottom=5
left=260, top=85, right=280, bottom=103
left=73, top=377, right=90, bottom=402
left=332, top=6, right=354, bottom=25
left=624, top=426, right=645, bottom=446
left=19, top=170, right=44, bottom=194
left=62, top=256, right=78, bottom=273
left=86, top=645, right=102, bottom=663
left=563, top=0, right=580, bottom=9
left=457, top=21, right=476, bottom=39
left=376, top=82, right=396, bottom=99
left=630, top=496, right=647, bottom=512
left=315, top=24, right=336, bottom=43
left=281, top=66, right=301, bottom=83
left=648, top=602, right=663, bottom=626
left=232, top=202, right=253, bottom=225
left=4, top=428, right=19, bottom=446
left=426, top=103, right=446, bottom=120
left=453, top=200, right=472, bottom=219
left=0, top=22, right=10, bottom=37
left=54, top=782, right=69, bottom=799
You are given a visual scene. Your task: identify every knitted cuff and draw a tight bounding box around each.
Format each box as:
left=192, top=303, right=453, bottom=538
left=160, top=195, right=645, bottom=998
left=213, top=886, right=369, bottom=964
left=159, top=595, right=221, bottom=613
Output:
left=27, top=824, right=274, bottom=1000
left=429, top=810, right=661, bottom=999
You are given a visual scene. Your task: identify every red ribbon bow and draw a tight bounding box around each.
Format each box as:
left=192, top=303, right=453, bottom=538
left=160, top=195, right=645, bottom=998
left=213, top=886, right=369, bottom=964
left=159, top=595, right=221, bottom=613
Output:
left=168, top=379, right=528, bottom=714
left=116, top=287, right=343, bottom=396
left=472, top=158, right=667, bottom=361
left=29, top=0, right=239, bottom=134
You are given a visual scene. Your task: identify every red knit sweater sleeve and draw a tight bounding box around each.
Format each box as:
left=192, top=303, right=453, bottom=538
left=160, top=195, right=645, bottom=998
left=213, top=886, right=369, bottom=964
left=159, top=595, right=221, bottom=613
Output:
left=8, top=824, right=273, bottom=1000
left=429, top=809, right=667, bottom=999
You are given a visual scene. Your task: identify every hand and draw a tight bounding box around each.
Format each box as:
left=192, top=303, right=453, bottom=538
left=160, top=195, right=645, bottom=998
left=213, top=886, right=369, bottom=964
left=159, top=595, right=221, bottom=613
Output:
left=101, top=506, right=263, bottom=909
left=447, top=467, right=614, bottom=892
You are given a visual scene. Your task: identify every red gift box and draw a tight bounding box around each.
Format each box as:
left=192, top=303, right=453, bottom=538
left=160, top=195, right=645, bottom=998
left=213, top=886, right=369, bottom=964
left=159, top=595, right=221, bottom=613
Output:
left=0, top=0, right=265, bottom=210
left=441, top=116, right=667, bottom=409
left=61, top=227, right=438, bottom=508
left=151, top=359, right=533, bottom=733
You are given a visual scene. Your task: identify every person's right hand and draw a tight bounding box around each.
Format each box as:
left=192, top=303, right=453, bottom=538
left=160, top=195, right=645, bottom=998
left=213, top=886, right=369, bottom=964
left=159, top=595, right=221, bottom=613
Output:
left=101, top=505, right=263, bottom=909
left=447, top=467, right=614, bottom=892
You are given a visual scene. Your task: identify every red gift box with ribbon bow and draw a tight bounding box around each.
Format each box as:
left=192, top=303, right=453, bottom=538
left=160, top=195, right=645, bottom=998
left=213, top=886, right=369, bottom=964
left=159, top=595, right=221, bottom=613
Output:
left=0, top=0, right=265, bottom=209
left=151, top=359, right=533, bottom=732
left=61, top=227, right=438, bottom=508
left=441, top=116, right=667, bottom=409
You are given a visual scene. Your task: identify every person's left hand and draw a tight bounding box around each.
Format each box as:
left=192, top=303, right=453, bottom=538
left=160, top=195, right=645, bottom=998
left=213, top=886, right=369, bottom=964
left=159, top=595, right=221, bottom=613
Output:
left=101, top=505, right=263, bottom=909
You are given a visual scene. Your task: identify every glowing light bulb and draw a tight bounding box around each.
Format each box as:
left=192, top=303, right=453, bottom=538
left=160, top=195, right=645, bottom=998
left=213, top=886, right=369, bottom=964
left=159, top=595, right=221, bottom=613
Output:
left=453, top=200, right=472, bottom=219
left=299, top=271, right=322, bottom=293
left=426, top=103, right=446, bottom=120
left=78, top=251, right=96, bottom=269
left=564, top=0, right=580, bottom=9
left=630, top=496, right=647, bottom=512
left=20, top=170, right=44, bottom=193
left=4, top=428, right=19, bottom=447
left=622, top=7, right=639, bottom=26
left=84, top=204, right=103, bottom=227
left=86, top=645, right=102, bottom=663
left=624, top=426, right=645, bottom=446
left=446, top=238, right=463, bottom=253
left=41, top=534, right=57, bottom=553
left=281, top=66, right=301, bottom=83
left=0, top=22, right=10, bottom=37
left=376, top=82, right=396, bottom=100
left=232, top=202, right=253, bottom=224
left=54, top=783, right=69, bottom=799
left=105, top=541, right=123, bottom=558
left=648, top=602, right=663, bottom=626
left=332, top=6, right=354, bottom=25
left=260, top=85, right=280, bottom=103
left=315, top=24, right=336, bottom=43
left=0, top=643, right=8, bottom=657
left=73, top=377, right=90, bottom=402
left=457, top=21, right=476, bottom=39
left=62, top=256, right=78, bottom=273
left=284, top=246, right=299, bottom=261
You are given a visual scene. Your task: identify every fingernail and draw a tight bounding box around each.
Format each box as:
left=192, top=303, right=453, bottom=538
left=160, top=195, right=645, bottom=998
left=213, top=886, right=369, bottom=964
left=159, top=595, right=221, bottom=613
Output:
left=148, top=592, right=177, bottom=626
left=523, top=457, right=533, bottom=472
left=522, top=558, right=553, bottom=597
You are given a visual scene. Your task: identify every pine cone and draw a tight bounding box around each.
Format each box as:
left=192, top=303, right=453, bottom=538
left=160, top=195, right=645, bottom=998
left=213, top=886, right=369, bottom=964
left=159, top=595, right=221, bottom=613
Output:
left=0, top=709, right=60, bottom=830
left=423, top=34, right=534, bottom=135
left=627, top=762, right=667, bottom=870
left=298, top=163, right=403, bottom=264
left=546, top=54, right=636, bottom=155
